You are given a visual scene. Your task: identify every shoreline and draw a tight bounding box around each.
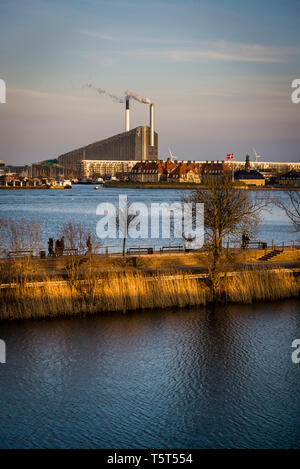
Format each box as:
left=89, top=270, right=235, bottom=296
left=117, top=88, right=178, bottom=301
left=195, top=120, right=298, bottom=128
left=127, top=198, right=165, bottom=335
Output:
left=103, top=182, right=300, bottom=190
left=1, top=183, right=299, bottom=191
left=0, top=186, right=67, bottom=190
left=1, top=247, right=299, bottom=322
left=1, top=264, right=299, bottom=321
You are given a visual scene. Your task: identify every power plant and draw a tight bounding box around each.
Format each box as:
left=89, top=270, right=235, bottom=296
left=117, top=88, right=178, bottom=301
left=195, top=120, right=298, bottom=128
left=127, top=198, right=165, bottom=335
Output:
left=125, top=97, right=130, bottom=132
left=58, top=93, right=158, bottom=178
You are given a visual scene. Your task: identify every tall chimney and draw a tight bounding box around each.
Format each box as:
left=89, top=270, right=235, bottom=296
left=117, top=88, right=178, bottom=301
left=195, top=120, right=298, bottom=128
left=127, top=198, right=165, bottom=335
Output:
left=125, top=98, right=130, bottom=132
left=150, top=103, right=154, bottom=147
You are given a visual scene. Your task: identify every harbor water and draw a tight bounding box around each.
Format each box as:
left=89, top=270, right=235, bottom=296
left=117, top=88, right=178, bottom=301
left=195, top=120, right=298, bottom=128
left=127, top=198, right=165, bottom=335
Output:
left=0, top=300, right=299, bottom=448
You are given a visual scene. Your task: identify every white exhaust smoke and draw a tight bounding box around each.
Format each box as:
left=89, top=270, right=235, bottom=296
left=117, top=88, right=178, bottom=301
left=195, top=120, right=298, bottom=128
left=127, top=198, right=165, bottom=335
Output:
left=84, top=84, right=152, bottom=105
left=84, top=83, right=125, bottom=103
left=84, top=84, right=154, bottom=137
left=125, top=90, right=152, bottom=104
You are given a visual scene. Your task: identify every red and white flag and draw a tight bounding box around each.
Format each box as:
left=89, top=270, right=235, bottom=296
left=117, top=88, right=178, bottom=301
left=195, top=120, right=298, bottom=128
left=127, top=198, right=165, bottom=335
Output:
left=226, top=153, right=234, bottom=159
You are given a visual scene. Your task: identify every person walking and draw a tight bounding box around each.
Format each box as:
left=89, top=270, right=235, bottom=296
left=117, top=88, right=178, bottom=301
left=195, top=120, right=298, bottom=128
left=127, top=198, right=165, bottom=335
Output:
left=242, top=232, right=250, bottom=249
left=55, top=239, right=60, bottom=257
left=86, top=235, right=92, bottom=255
left=245, top=233, right=250, bottom=249
left=48, top=238, right=54, bottom=257
left=242, top=233, right=246, bottom=250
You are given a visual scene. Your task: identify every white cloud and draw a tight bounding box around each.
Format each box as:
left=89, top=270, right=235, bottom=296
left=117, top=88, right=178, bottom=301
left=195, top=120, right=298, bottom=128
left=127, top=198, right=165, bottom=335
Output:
left=115, top=41, right=298, bottom=63
left=78, top=28, right=195, bottom=44
left=78, top=29, right=118, bottom=41
left=77, top=29, right=297, bottom=63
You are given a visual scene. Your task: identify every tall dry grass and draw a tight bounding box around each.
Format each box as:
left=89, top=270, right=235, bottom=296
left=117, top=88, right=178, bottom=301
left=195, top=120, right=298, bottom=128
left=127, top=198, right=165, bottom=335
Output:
left=0, top=269, right=298, bottom=320
left=224, top=268, right=299, bottom=303
left=0, top=271, right=208, bottom=320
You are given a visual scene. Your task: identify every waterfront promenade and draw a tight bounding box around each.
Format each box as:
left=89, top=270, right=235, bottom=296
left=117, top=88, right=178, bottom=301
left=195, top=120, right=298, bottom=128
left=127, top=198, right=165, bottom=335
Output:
left=1, top=248, right=299, bottom=320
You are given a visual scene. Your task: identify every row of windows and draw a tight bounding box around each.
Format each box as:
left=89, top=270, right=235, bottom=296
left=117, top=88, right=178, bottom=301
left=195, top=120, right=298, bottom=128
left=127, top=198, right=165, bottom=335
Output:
left=132, top=169, right=159, bottom=174
left=203, top=170, right=223, bottom=174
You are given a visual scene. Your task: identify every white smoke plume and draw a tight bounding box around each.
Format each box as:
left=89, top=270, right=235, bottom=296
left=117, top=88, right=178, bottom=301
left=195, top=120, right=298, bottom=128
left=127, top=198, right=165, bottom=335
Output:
left=84, top=84, right=152, bottom=105
left=84, top=83, right=125, bottom=103
left=125, top=90, right=152, bottom=104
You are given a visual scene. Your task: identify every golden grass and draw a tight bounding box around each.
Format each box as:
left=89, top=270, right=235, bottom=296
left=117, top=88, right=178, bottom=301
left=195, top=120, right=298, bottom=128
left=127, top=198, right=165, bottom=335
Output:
left=0, top=271, right=208, bottom=320
left=224, top=268, right=299, bottom=303
left=1, top=248, right=298, bottom=277
left=232, top=248, right=300, bottom=264
left=0, top=268, right=299, bottom=320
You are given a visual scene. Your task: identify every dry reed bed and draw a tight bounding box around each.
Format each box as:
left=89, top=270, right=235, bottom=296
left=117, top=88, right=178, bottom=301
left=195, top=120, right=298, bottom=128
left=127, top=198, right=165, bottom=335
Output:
left=0, top=269, right=299, bottom=320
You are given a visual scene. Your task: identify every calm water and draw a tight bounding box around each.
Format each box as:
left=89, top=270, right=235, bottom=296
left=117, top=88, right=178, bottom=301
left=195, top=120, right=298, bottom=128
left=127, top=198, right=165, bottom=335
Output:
left=0, top=300, right=299, bottom=449
left=0, top=185, right=298, bottom=252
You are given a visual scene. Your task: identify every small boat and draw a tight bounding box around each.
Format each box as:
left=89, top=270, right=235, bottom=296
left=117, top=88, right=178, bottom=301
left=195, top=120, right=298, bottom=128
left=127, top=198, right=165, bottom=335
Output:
left=94, top=186, right=99, bottom=190
left=63, top=180, right=72, bottom=189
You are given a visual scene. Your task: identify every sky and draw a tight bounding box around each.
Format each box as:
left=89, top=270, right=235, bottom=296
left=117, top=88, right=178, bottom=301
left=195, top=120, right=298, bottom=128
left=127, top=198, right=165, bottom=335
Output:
left=0, top=0, right=299, bottom=165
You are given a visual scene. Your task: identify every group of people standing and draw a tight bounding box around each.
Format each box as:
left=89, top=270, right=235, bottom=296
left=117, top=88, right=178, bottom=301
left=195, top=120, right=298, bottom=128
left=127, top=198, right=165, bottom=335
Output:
left=47, top=237, right=65, bottom=257
left=47, top=236, right=92, bottom=257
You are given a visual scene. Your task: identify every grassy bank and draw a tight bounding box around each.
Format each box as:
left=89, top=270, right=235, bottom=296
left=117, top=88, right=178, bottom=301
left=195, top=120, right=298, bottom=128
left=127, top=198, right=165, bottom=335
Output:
left=0, top=268, right=299, bottom=320
left=1, top=249, right=298, bottom=279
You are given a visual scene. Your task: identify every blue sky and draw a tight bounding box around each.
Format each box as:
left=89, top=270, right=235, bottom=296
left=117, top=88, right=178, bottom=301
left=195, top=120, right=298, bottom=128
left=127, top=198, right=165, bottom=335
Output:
left=0, top=0, right=299, bottom=164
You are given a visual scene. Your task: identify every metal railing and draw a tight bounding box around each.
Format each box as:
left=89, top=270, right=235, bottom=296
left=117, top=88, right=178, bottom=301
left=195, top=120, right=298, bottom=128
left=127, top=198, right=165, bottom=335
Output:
left=1, top=240, right=299, bottom=259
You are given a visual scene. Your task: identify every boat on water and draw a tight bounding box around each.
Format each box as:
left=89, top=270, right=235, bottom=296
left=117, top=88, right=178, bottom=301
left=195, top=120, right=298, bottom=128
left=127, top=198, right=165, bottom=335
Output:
left=63, top=180, right=72, bottom=189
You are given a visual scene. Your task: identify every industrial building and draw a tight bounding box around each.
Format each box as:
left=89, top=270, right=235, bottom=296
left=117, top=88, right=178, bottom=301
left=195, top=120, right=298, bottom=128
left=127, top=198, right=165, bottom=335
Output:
left=81, top=159, right=136, bottom=180
left=28, top=160, right=64, bottom=179
left=58, top=100, right=158, bottom=177
left=224, top=160, right=300, bottom=179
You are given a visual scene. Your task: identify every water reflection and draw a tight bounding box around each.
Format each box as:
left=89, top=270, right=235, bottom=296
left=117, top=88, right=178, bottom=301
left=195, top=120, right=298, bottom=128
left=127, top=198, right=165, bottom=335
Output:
left=0, top=300, right=299, bottom=448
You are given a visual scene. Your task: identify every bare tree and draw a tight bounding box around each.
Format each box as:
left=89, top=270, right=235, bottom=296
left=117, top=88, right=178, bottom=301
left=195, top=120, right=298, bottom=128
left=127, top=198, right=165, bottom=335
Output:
left=0, top=218, right=42, bottom=291
left=58, top=220, right=102, bottom=254
left=183, top=176, right=269, bottom=298
left=1, top=218, right=42, bottom=256
left=116, top=198, right=136, bottom=256
left=58, top=221, right=102, bottom=297
left=274, top=190, right=300, bottom=232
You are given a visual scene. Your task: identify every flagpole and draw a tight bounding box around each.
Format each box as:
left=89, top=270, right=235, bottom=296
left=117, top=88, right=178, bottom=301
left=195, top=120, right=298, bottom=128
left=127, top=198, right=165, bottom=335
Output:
left=227, top=154, right=234, bottom=182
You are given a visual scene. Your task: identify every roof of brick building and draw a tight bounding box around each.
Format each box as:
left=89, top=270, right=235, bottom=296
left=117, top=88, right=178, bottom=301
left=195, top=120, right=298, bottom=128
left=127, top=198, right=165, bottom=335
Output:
left=234, top=169, right=265, bottom=180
